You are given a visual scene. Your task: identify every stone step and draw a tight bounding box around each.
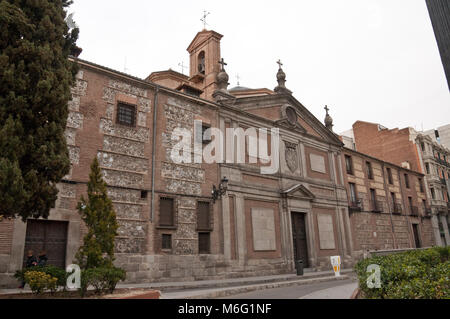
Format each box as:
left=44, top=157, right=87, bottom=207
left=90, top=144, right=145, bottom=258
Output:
left=121, top=269, right=355, bottom=292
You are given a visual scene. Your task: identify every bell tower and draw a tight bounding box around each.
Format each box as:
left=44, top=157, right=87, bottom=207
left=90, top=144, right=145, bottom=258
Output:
left=187, top=30, right=223, bottom=100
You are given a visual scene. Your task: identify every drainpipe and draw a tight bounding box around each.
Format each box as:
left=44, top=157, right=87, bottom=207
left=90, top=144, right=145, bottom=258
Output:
left=381, top=163, right=398, bottom=249
left=397, top=169, right=413, bottom=248
left=150, top=86, right=159, bottom=222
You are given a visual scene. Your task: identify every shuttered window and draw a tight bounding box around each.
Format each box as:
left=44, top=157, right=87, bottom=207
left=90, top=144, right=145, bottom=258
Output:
left=159, top=197, right=174, bottom=227
left=197, top=201, right=211, bottom=230
left=198, top=233, right=210, bottom=254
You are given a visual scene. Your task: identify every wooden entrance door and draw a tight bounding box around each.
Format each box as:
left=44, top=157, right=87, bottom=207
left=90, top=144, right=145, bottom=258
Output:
left=291, top=212, right=309, bottom=268
left=412, top=224, right=421, bottom=248
left=23, top=220, right=68, bottom=269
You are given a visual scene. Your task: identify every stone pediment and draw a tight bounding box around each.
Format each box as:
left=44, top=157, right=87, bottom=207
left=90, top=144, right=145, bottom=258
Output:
left=281, top=184, right=316, bottom=200
left=275, top=118, right=307, bottom=134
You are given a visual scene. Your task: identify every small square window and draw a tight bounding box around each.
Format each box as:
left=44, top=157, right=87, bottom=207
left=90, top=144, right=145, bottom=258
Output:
left=162, top=234, right=172, bottom=250
left=117, top=102, right=136, bottom=127
left=141, top=191, right=148, bottom=199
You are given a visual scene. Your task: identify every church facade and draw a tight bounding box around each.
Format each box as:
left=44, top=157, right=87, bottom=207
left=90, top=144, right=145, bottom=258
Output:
left=0, top=29, right=435, bottom=287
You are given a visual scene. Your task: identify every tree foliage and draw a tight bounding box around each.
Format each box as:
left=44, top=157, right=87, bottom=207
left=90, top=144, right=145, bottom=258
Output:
left=0, top=0, right=79, bottom=220
left=75, top=158, right=119, bottom=270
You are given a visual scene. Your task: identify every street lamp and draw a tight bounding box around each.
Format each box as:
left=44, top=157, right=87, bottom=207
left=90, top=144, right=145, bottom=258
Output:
left=212, top=177, right=229, bottom=203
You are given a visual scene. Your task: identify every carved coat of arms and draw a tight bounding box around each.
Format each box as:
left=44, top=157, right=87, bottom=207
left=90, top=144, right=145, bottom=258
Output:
left=285, top=142, right=298, bottom=173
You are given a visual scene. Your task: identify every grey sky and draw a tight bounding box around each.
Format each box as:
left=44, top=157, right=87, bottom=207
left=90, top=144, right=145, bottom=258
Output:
left=69, top=0, right=450, bottom=134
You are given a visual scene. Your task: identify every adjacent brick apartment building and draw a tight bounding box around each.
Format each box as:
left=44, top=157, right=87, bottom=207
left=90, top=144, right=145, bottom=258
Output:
left=344, top=121, right=450, bottom=247
left=342, top=148, right=434, bottom=257
left=0, top=29, right=437, bottom=287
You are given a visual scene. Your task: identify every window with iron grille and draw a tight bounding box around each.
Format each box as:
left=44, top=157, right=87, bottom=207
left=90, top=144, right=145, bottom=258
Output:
left=198, top=232, right=210, bottom=254
left=159, top=197, right=175, bottom=227
left=117, top=102, right=136, bottom=127
left=345, top=155, right=353, bottom=175
left=366, top=162, right=373, bottom=180
left=197, top=201, right=211, bottom=231
left=162, top=234, right=172, bottom=250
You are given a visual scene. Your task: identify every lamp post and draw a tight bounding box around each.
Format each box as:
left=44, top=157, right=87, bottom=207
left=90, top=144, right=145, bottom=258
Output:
left=212, top=177, right=229, bottom=203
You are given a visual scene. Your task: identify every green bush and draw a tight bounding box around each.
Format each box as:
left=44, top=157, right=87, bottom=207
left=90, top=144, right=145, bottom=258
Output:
left=79, top=266, right=126, bottom=297
left=15, top=265, right=68, bottom=290
left=355, top=247, right=450, bottom=299
left=24, top=271, right=58, bottom=295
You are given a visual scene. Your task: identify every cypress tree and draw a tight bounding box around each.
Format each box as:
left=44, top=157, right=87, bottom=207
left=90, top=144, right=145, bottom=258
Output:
left=75, top=158, right=119, bottom=269
left=0, top=0, right=79, bottom=220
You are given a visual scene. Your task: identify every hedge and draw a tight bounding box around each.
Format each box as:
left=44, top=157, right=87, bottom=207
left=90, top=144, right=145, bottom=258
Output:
left=355, top=247, right=450, bottom=299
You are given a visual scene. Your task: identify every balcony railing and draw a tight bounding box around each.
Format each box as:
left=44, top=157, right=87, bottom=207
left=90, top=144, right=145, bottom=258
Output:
left=447, top=202, right=450, bottom=209
left=391, top=203, right=403, bottom=215
left=370, top=200, right=384, bottom=213
left=349, top=199, right=363, bottom=212
left=410, top=206, right=419, bottom=217
left=424, top=205, right=432, bottom=216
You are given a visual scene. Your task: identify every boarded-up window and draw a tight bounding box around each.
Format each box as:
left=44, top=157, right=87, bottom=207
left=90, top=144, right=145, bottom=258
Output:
left=159, top=197, right=174, bottom=227
left=198, top=233, right=210, bottom=254
left=197, top=201, right=211, bottom=230
left=162, top=234, right=172, bottom=250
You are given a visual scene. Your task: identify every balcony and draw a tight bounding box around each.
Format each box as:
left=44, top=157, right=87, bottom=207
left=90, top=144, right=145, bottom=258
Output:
left=391, top=203, right=403, bottom=215
left=424, top=205, right=432, bottom=216
left=349, top=199, right=363, bottom=212
left=370, top=200, right=384, bottom=213
left=447, top=202, right=450, bottom=210
left=410, top=206, right=419, bottom=217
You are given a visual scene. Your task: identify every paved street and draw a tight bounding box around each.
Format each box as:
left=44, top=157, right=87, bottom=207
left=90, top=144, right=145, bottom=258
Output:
left=220, top=278, right=358, bottom=299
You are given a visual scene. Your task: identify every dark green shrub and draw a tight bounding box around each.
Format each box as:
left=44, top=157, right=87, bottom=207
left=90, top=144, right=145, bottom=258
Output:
left=79, top=266, right=126, bottom=297
left=355, top=247, right=450, bottom=299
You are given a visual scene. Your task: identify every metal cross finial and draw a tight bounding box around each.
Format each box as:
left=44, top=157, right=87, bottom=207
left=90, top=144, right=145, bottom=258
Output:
left=201, top=10, right=210, bottom=30
left=324, top=105, right=330, bottom=114
left=277, top=59, right=283, bottom=69
left=178, top=61, right=188, bottom=75
left=236, top=74, right=241, bottom=86
left=218, top=58, right=227, bottom=71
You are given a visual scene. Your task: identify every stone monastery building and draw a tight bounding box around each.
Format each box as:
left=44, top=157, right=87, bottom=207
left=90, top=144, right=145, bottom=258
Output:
left=0, top=29, right=437, bottom=287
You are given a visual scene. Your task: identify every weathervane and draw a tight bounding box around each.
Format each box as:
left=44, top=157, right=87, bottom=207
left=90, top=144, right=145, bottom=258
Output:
left=236, top=74, right=241, bottom=86
left=178, top=61, right=188, bottom=75
left=201, top=10, right=210, bottom=30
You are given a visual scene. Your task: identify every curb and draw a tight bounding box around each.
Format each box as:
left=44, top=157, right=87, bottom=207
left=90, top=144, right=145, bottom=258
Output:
left=162, top=275, right=349, bottom=299
left=350, top=287, right=360, bottom=299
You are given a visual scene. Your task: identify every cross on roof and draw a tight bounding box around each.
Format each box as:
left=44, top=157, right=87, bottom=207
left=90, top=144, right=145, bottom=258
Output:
left=201, top=10, right=210, bottom=30
left=324, top=105, right=330, bottom=114
left=178, top=61, right=188, bottom=75
left=277, top=59, right=283, bottom=69
left=236, top=74, right=241, bottom=86
left=218, top=58, right=227, bottom=71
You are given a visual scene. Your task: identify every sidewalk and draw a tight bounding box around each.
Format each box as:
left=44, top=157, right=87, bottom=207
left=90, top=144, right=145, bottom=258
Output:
left=0, top=269, right=355, bottom=298
left=300, top=282, right=358, bottom=299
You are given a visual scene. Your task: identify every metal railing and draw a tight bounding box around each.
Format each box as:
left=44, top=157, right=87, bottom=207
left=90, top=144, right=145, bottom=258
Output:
left=391, top=203, right=402, bottom=215
left=349, top=200, right=363, bottom=212
left=410, top=206, right=419, bottom=217
left=370, top=200, right=384, bottom=213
